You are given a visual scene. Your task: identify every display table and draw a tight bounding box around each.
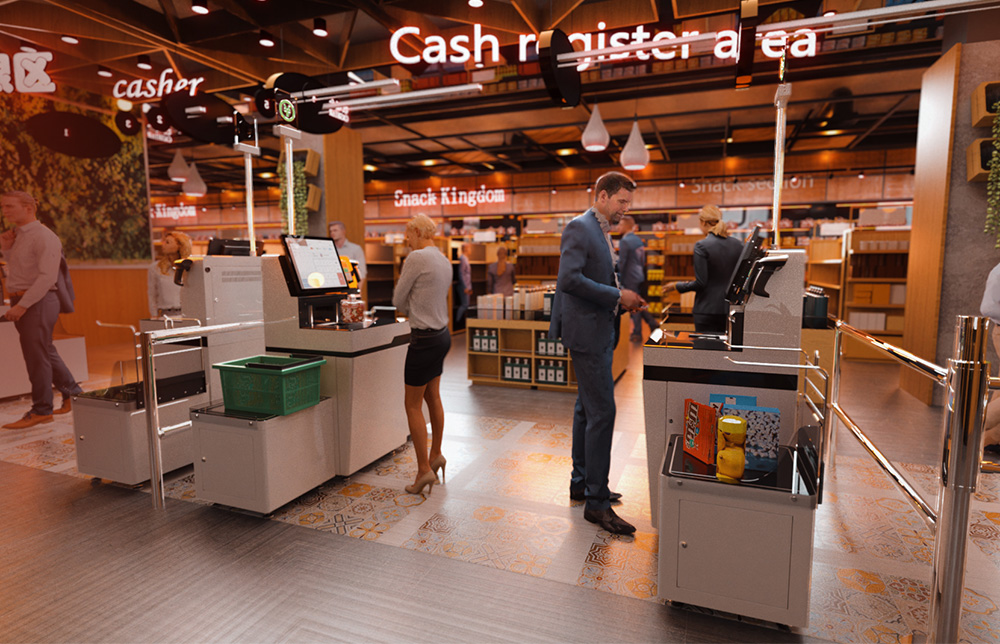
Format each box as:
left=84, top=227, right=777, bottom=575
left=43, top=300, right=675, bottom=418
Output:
left=658, top=434, right=818, bottom=628
left=466, top=316, right=630, bottom=391
left=191, top=398, right=336, bottom=514
left=0, top=307, right=89, bottom=400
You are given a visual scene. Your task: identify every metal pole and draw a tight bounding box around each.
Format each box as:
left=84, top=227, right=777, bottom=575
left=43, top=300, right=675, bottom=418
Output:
left=284, top=135, right=295, bottom=236
left=772, top=82, right=791, bottom=249
left=827, top=324, right=843, bottom=471
left=141, top=330, right=166, bottom=510
left=245, top=152, right=256, bottom=256
left=929, top=316, right=991, bottom=643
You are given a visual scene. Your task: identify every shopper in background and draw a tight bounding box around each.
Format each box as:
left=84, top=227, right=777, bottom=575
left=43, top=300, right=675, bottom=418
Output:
left=980, top=262, right=1000, bottom=454
left=0, top=190, right=83, bottom=429
left=617, top=215, right=658, bottom=342
left=550, top=171, right=646, bottom=536
left=328, top=220, right=367, bottom=284
left=147, top=231, right=192, bottom=317
left=663, top=205, right=743, bottom=333
left=393, top=214, right=453, bottom=496
left=486, top=245, right=516, bottom=297
left=456, top=242, right=472, bottom=322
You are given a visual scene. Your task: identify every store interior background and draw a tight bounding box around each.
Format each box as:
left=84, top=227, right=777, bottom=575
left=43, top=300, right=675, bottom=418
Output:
left=3, top=1, right=1000, bottom=641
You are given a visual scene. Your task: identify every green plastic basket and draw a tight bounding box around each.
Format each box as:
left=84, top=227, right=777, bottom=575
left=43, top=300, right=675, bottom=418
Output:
left=212, top=355, right=325, bottom=416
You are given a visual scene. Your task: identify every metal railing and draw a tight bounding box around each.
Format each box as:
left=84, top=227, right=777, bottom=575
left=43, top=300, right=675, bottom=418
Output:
left=829, top=316, right=994, bottom=644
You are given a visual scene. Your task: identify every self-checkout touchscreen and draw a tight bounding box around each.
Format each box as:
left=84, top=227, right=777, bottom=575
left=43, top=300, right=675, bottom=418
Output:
left=284, top=236, right=350, bottom=292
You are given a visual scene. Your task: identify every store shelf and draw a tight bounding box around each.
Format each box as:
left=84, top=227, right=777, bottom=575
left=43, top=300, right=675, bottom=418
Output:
left=845, top=303, right=905, bottom=309
left=846, top=277, right=908, bottom=283
left=808, top=281, right=842, bottom=291
left=849, top=249, right=910, bottom=254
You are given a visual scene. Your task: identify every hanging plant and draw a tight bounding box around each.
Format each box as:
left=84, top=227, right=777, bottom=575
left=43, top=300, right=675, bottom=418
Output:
left=280, top=159, right=309, bottom=235
left=985, top=100, right=1000, bottom=248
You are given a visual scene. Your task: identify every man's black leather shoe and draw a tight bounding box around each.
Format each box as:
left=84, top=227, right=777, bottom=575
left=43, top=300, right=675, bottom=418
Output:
left=583, top=507, right=636, bottom=535
left=570, top=489, right=622, bottom=502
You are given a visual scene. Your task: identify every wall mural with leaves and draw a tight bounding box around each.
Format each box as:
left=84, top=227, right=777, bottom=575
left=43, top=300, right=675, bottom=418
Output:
left=0, top=89, right=150, bottom=261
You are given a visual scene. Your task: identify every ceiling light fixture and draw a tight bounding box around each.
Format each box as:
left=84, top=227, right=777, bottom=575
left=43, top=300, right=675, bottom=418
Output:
left=620, top=120, right=649, bottom=171
left=551, top=189, right=557, bottom=195
left=363, top=164, right=377, bottom=172
left=168, top=150, right=190, bottom=182
left=556, top=148, right=575, bottom=156
left=97, top=66, right=113, bottom=78
left=678, top=180, right=686, bottom=188
left=258, top=171, right=275, bottom=179
left=346, top=71, right=366, bottom=85
left=137, top=54, right=152, bottom=70
left=183, top=162, right=207, bottom=197
left=19, top=41, right=37, bottom=53
left=60, top=35, right=80, bottom=45
left=857, top=170, right=866, bottom=179
left=468, top=0, right=484, bottom=7
left=581, top=104, right=609, bottom=152
left=259, top=30, right=276, bottom=47
left=192, top=0, right=209, bottom=14
left=421, top=159, right=438, bottom=167
left=313, top=18, right=328, bottom=37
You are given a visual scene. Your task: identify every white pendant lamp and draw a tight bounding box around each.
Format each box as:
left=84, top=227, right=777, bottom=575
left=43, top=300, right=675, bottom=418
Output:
left=182, top=162, right=207, bottom=197
left=168, top=150, right=190, bottom=182
left=620, top=119, right=649, bottom=171
left=581, top=104, right=609, bottom=152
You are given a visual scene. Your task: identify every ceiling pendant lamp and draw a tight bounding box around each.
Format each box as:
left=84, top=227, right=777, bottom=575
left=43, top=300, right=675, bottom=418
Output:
left=183, top=162, right=207, bottom=196
left=620, top=119, right=649, bottom=171
left=581, top=104, right=609, bottom=152
left=168, top=150, right=190, bottom=182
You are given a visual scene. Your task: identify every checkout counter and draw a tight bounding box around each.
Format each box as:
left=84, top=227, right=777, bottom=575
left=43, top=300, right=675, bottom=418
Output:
left=643, top=229, right=825, bottom=628
left=72, top=255, right=265, bottom=485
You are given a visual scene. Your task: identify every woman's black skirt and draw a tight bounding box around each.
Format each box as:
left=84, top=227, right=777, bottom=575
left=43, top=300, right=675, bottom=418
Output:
left=404, top=327, right=451, bottom=387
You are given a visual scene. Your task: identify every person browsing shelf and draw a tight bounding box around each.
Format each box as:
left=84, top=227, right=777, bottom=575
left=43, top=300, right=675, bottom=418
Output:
left=486, top=245, right=516, bottom=297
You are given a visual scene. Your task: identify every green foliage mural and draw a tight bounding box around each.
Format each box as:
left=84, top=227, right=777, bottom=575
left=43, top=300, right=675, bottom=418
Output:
left=280, top=159, right=309, bottom=235
left=0, top=88, right=150, bottom=261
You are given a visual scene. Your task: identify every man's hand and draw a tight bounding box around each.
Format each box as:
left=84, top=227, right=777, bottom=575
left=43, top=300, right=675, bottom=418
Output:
left=662, top=281, right=679, bottom=294
left=620, top=288, right=647, bottom=312
left=465, top=288, right=473, bottom=295
left=0, top=229, right=14, bottom=251
left=2, top=304, right=26, bottom=322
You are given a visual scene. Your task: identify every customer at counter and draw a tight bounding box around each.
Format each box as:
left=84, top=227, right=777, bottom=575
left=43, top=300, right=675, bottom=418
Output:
left=550, top=171, right=646, bottom=536
left=147, top=231, right=192, bottom=317
left=663, top=205, right=743, bottom=333
left=617, top=215, right=658, bottom=342
left=393, top=214, right=453, bottom=496
left=1, top=190, right=83, bottom=429
left=486, top=246, right=516, bottom=297
left=328, top=221, right=367, bottom=284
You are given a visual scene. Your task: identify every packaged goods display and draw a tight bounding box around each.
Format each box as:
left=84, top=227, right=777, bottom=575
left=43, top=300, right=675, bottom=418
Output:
left=470, top=329, right=499, bottom=352
left=339, top=294, right=365, bottom=324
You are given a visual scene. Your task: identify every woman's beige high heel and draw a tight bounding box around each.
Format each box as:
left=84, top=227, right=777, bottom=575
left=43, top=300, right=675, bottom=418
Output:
left=430, top=454, right=447, bottom=484
left=405, top=470, right=438, bottom=496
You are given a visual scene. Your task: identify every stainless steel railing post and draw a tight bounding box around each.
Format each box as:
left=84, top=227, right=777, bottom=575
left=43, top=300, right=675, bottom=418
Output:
left=141, top=330, right=166, bottom=510
left=928, top=316, right=991, bottom=643
left=828, top=323, right=843, bottom=472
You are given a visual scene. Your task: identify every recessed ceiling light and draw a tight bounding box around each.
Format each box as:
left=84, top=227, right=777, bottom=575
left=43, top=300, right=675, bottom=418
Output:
left=313, top=17, right=328, bottom=37
left=20, top=41, right=37, bottom=53
left=678, top=180, right=686, bottom=188
left=60, top=35, right=80, bottom=45
left=421, top=159, right=438, bottom=167
left=192, top=0, right=209, bottom=14
left=116, top=98, right=133, bottom=111
left=258, top=171, right=275, bottom=179
left=259, top=30, right=275, bottom=47
left=363, top=164, right=377, bottom=172
left=556, top=148, right=575, bottom=156
left=97, top=66, right=113, bottom=78
left=857, top=171, right=866, bottom=179
left=468, top=0, right=483, bottom=6
left=137, top=54, right=152, bottom=70
left=821, top=129, right=844, bottom=136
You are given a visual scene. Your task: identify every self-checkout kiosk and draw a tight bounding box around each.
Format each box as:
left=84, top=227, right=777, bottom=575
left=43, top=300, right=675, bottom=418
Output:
left=72, top=255, right=265, bottom=485
left=643, top=226, right=824, bottom=628
left=259, top=235, right=410, bottom=478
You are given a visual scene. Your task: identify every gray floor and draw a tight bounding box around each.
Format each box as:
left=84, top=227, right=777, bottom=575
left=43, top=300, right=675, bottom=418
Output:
left=0, top=338, right=966, bottom=644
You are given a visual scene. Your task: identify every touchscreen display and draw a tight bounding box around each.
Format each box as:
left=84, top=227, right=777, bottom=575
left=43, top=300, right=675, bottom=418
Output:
left=284, top=236, right=350, bottom=292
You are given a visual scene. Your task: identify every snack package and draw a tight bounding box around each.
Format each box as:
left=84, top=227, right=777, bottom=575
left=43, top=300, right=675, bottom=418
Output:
left=683, top=398, right=717, bottom=464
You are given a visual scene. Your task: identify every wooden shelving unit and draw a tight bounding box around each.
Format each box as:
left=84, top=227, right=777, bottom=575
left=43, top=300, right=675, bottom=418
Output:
left=805, top=236, right=846, bottom=319
left=842, top=228, right=910, bottom=361
left=466, top=317, right=629, bottom=391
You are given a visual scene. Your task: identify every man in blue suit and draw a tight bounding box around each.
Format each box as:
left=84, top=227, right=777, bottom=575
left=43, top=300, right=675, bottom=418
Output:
left=617, top=215, right=659, bottom=342
left=549, top=172, right=646, bottom=535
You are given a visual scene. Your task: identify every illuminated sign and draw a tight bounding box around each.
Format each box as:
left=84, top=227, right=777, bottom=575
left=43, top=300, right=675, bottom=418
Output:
left=113, top=68, right=205, bottom=100
left=327, top=100, right=350, bottom=124
left=145, top=124, right=173, bottom=143
left=0, top=52, right=56, bottom=93
left=277, top=97, right=297, bottom=123
left=394, top=185, right=506, bottom=208
left=151, top=203, right=197, bottom=221
left=688, top=175, right=814, bottom=195
left=390, top=22, right=817, bottom=67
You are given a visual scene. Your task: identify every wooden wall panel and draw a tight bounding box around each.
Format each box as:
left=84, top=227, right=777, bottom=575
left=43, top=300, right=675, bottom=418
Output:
left=900, top=44, right=961, bottom=404
left=323, top=127, right=365, bottom=243
left=61, top=267, right=149, bottom=347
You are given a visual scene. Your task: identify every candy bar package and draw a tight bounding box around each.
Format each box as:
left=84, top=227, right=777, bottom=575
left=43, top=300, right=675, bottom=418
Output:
left=718, top=403, right=780, bottom=473
left=683, top=399, right=717, bottom=464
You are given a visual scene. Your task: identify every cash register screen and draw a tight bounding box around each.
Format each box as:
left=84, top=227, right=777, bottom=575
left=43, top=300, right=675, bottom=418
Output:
left=724, top=224, right=766, bottom=306
left=280, top=235, right=351, bottom=296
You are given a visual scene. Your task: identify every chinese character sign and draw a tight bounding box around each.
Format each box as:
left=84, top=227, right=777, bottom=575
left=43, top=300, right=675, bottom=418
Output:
left=0, top=52, right=57, bottom=94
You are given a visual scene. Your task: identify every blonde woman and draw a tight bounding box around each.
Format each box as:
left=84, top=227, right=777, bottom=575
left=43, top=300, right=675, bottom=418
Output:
left=392, top=214, right=453, bottom=495
left=147, top=231, right=192, bottom=317
left=663, top=205, right=743, bottom=333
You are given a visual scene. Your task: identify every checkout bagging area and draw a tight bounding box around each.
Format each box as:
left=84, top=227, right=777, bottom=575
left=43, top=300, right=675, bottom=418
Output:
left=642, top=225, right=829, bottom=629
left=71, top=234, right=410, bottom=515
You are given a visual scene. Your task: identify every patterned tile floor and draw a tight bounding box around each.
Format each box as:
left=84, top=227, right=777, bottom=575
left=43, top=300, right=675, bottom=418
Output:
left=3, top=393, right=1000, bottom=643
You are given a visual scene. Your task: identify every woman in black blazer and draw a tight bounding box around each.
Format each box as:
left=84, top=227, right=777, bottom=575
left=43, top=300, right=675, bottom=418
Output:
left=664, top=205, right=743, bottom=333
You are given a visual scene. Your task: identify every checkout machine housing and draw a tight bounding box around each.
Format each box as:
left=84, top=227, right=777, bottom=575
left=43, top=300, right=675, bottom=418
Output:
left=643, top=247, right=820, bottom=628
left=73, top=256, right=265, bottom=485
left=261, top=255, right=411, bottom=477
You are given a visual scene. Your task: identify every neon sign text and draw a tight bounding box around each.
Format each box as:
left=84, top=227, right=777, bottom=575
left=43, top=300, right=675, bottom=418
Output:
left=394, top=185, right=507, bottom=208
left=113, top=68, right=205, bottom=100
left=0, top=52, right=56, bottom=93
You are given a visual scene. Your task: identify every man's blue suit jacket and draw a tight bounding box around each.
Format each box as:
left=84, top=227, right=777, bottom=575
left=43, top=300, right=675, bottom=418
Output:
left=549, top=209, right=620, bottom=353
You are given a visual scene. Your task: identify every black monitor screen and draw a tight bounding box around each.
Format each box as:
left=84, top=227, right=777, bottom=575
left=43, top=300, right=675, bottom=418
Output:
left=725, top=225, right=767, bottom=305
left=280, top=235, right=351, bottom=296
left=206, top=238, right=251, bottom=256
